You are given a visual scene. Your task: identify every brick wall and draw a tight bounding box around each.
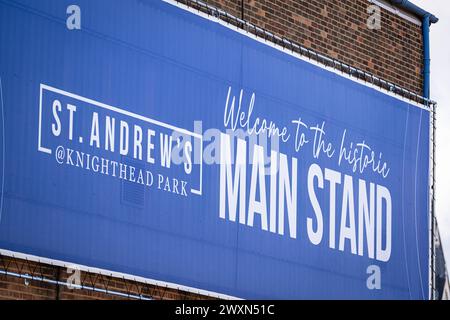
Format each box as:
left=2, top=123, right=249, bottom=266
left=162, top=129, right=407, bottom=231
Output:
left=0, top=255, right=212, bottom=300
left=0, top=0, right=426, bottom=300
left=203, top=0, right=424, bottom=95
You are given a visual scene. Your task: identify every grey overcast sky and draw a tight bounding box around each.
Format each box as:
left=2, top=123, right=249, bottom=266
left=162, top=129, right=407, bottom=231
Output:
left=410, top=0, right=450, bottom=263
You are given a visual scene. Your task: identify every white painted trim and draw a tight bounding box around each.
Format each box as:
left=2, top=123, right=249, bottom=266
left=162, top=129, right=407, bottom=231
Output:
left=38, top=83, right=203, bottom=196
left=368, top=0, right=422, bottom=26
left=163, top=0, right=430, bottom=111
left=0, top=249, right=240, bottom=300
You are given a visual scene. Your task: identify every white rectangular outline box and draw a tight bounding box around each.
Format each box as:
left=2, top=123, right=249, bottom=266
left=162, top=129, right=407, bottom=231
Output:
left=38, top=83, right=203, bottom=196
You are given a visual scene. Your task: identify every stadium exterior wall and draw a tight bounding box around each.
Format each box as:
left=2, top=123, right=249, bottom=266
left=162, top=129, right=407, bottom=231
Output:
left=0, top=0, right=433, bottom=300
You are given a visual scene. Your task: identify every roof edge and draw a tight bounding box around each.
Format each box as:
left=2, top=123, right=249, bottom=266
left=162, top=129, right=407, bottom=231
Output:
left=389, top=0, right=438, bottom=24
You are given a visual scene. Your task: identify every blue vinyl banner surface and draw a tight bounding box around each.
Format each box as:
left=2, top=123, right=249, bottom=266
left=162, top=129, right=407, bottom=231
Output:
left=0, top=0, right=430, bottom=299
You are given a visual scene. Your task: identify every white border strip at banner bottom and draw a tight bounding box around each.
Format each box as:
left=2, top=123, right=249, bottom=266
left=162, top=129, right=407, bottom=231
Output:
left=0, top=249, right=240, bottom=300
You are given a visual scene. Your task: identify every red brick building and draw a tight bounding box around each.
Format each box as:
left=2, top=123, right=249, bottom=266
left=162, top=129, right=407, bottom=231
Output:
left=0, top=0, right=438, bottom=299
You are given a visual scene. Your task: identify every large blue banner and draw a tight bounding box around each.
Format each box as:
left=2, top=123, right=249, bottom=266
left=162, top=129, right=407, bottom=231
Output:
left=0, top=0, right=430, bottom=299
